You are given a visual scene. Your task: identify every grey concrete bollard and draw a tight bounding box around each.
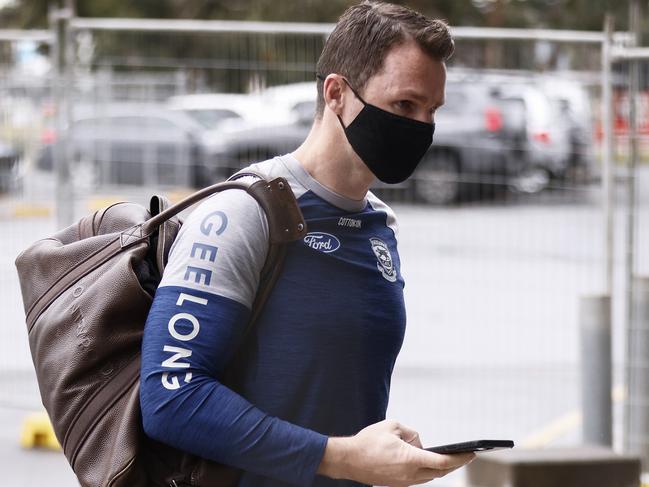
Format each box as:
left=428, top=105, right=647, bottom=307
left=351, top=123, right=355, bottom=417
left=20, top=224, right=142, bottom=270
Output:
left=627, top=277, right=649, bottom=469
left=580, top=295, right=613, bottom=446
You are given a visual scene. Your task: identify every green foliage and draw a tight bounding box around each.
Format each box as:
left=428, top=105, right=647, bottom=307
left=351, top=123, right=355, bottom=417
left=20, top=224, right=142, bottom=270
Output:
left=0, top=0, right=642, bottom=30
left=2, top=0, right=646, bottom=98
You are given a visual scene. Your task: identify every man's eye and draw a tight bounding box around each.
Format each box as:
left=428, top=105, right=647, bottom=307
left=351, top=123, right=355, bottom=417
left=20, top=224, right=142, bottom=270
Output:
left=395, top=100, right=413, bottom=111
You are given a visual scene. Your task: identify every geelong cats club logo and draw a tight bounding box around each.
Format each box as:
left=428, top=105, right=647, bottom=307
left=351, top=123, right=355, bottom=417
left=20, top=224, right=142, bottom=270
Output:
left=370, top=237, right=397, bottom=282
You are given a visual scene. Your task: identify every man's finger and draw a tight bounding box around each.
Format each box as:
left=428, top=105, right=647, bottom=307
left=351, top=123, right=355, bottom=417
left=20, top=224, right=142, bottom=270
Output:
left=416, top=464, right=463, bottom=480
left=411, top=449, right=476, bottom=470
left=409, top=435, right=423, bottom=449
left=395, top=422, right=422, bottom=447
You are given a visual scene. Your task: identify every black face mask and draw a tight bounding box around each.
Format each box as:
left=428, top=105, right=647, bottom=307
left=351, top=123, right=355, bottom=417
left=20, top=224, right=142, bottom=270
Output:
left=333, top=77, right=435, bottom=184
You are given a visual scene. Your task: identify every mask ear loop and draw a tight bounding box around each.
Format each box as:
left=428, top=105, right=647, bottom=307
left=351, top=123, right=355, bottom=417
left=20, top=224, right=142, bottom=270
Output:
left=316, top=73, right=366, bottom=130
left=338, top=76, right=367, bottom=105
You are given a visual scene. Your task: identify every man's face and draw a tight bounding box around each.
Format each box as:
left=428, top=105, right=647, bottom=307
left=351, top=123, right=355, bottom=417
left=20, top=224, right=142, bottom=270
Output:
left=342, top=39, right=447, bottom=126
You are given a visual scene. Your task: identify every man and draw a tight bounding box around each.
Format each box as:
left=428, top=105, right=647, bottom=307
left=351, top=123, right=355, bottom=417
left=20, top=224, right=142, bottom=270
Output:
left=140, top=2, right=475, bottom=486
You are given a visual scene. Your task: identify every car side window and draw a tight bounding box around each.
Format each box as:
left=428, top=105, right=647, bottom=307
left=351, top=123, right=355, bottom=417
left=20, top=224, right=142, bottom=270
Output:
left=109, top=116, right=178, bottom=131
left=187, top=109, right=242, bottom=129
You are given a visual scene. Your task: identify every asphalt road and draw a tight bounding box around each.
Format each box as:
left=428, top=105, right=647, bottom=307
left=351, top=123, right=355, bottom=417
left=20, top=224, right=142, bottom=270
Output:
left=0, top=168, right=647, bottom=486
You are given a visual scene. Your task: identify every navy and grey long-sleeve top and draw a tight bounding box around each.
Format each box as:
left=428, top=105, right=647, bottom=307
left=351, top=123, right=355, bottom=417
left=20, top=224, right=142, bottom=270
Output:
left=140, top=154, right=406, bottom=486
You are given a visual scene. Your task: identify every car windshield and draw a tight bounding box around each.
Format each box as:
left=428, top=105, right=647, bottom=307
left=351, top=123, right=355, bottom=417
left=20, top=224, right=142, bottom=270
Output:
left=184, top=109, right=243, bottom=129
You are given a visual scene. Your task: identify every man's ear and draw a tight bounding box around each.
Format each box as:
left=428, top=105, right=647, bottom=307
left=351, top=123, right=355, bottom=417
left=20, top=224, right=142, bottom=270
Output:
left=323, top=74, right=346, bottom=116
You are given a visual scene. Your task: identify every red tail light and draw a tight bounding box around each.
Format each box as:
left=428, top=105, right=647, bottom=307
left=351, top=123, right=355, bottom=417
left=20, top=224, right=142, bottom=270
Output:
left=485, top=107, right=503, bottom=132
left=41, top=129, right=57, bottom=145
left=532, top=131, right=551, bottom=144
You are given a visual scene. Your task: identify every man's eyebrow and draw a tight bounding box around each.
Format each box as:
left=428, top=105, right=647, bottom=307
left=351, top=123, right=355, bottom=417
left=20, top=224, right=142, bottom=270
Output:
left=399, top=88, right=444, bottom=109
left=399, top=89, right=428, bottom=103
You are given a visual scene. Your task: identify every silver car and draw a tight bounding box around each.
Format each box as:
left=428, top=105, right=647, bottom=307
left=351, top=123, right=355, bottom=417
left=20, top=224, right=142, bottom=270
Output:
left=37, top=103, right=216, bottom=187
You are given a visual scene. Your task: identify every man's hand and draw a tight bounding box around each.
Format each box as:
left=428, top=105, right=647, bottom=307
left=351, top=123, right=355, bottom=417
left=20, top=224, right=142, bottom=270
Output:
left=317, top=419, right=475, bottom=487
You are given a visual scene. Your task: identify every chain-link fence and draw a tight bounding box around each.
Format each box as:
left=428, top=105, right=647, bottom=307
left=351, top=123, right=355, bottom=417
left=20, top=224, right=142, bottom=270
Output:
left=1, top=11, right=647, bottom=486
left=608, top=35, right=649, bottom=471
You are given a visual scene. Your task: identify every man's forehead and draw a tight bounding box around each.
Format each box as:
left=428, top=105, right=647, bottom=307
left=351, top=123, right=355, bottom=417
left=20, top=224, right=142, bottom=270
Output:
left=367, top=45, right=446, bottom=102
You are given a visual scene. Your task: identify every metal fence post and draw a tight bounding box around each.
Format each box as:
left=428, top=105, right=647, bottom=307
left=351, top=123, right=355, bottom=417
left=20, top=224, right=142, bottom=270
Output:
left=627, top=277, right=649, bottom=469
left=50, top=5, right=75, bottom=228
left=601, top=14, right=615, bottom=298
left=581, top=12, right=615, bottom=450
left=623, top=0, right=641, bottom=454
left=580, top=295, right=613, bottom=446
left=606, top=29, right=649, bottom=470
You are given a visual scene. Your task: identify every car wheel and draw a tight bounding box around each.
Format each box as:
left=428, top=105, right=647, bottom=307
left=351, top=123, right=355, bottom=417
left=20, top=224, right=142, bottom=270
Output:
left=413, top=150, right=461, bottom=205
left=511, top=166, right=551, bottom=194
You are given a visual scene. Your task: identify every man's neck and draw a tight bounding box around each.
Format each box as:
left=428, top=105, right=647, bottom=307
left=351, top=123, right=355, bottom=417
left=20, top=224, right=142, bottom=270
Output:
left=291, top=119, right=374, bottom=202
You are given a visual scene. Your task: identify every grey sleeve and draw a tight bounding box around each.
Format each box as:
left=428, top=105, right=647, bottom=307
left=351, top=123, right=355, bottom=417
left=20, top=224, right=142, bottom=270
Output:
left=159, top=185, right=270, bottom=309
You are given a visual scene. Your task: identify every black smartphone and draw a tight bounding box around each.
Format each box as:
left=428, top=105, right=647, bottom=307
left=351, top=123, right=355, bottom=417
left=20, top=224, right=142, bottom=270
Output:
left=425, top=439, right=514, bottom=454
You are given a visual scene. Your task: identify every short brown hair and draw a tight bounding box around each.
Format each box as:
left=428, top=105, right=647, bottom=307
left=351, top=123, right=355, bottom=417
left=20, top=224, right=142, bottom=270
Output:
left=315, top=1, right=454, bottom=118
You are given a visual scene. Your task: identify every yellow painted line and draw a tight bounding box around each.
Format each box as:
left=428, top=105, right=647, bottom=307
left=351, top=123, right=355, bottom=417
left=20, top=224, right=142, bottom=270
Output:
left=87, top=188, right=196, bottom=212
left=520, top=411, right=582, bottom=449
left=87, top=196, right=124, bottom=212
left=166, top=188, right=194, bottom=204
left=87, top=188, right=197, bottom=212
left=520, top=384, right=626, bottom=449
left=10, top=204, right=52, bottom=218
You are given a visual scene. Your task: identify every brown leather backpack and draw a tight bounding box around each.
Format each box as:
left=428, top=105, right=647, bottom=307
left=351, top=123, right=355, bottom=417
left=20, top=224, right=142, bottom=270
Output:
left=14, top=174, right=306, bottom=487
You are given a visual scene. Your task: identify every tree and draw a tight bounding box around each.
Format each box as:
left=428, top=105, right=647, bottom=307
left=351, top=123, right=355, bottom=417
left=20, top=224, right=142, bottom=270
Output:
left=0, top=0, right=643, bottom=30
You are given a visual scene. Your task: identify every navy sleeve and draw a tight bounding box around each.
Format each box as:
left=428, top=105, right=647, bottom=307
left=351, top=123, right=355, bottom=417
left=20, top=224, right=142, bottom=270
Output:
left=140, top=189, right=328, bottom=486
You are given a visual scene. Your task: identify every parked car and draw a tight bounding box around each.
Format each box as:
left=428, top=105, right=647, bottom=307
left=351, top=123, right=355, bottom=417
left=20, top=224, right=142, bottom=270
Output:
left=167, top=82, right=318, bottom=130
left=497, top=82, right=572, bottom=193
left=37, top=103, right=218, bottom=187
left=166, top=93, right=261, bottom=131
left=414, top=79, right=526, bottom=203
left=195, top=82, right=320, bottom=180
left=203, top=118, right=311, bottom=181
left=0, top=140, right=21, bottom=193
left=452, top=70, right=598, bottom=187
left=446, top=71, right=576, bottom=194
left=257, top=81, right=318, bottom=124
left=537, top=76, right=595, bottom=182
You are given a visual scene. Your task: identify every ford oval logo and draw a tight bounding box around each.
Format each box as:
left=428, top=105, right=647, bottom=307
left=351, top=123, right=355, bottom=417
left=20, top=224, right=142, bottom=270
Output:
left=303, top=232, right=341, bottom=253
